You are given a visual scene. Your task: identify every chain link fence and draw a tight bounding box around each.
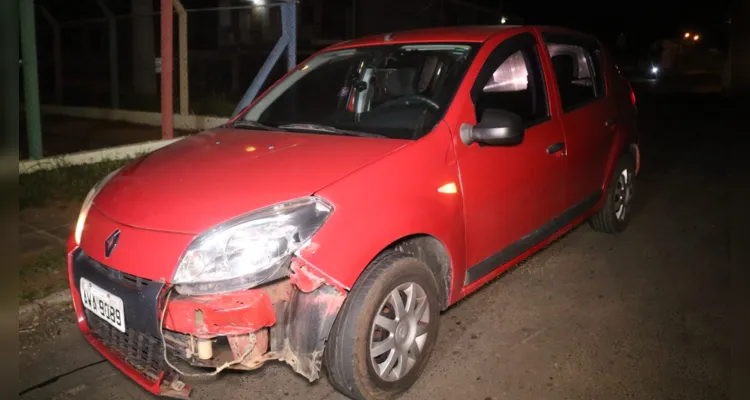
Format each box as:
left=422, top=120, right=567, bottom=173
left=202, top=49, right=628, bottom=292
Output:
left=34, top=0, right=503, bottom=117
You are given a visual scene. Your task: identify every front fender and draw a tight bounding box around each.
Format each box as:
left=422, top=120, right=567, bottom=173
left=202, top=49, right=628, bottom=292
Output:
left=299, top=124, right=467, bottom=304
left=274, top=281, right=345, bottom=381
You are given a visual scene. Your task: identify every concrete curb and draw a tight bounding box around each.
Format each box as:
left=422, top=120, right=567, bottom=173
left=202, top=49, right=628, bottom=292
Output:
left=19, top=138, right=182, bottom=174
left=19, top=289, right=72, bottom=321
left=40, top=104, right=229, bottom=131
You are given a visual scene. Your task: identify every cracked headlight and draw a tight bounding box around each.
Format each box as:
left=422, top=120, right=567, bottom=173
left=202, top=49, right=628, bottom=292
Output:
left=172, top=197, right=333, bottom=294
left=74, top=167, right=122, bottom=246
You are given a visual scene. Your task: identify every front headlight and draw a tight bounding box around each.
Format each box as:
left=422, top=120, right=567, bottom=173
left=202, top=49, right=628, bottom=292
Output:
left=74, top=167, right=122, bottom=245
left=172, top=197, right=333, bottom=294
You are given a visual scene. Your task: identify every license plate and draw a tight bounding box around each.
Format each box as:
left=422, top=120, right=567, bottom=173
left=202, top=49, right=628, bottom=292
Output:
left=80, top=278, right=126, bottom=333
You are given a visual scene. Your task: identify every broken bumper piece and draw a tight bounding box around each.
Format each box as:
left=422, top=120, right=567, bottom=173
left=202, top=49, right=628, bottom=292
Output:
left=69, top=249, right=346, bottom=398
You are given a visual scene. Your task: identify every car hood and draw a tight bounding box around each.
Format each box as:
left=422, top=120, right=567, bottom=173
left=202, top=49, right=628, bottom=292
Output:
left=93, top=128, right=408, bottom=234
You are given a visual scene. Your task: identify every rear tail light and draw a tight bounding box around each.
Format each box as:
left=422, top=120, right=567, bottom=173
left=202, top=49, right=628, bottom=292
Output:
left=347, top=91, right=355, bottom=111
left=626, top=80, right=636, bottom=106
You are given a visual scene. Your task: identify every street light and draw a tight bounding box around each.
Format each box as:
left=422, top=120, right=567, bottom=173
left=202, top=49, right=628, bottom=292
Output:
left=500, top=16, right=507, bottom=24
left=693, top=34, right=700, bottom=41
left=684, top=32, right=690, bottom=38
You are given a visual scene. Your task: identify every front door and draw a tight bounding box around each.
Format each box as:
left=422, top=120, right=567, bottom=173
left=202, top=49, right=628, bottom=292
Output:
left=453, top=32, right=568, bottom=286
left=542, top=33, right=616, bottom=208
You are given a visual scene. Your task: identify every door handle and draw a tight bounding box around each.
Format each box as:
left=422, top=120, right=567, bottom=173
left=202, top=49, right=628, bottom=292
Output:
left=546, top=142, right=566, bottom=155
left=604, top=118, right=615, bottom=128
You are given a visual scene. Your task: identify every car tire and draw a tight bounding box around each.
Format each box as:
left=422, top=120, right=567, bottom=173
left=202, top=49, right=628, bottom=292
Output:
left=324, top=251, right=441, bottom=400
left=589, top=155, right=636, bottom=234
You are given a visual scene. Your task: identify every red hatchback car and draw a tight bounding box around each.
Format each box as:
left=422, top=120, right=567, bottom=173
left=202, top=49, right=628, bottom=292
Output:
left=68, top=25, right=639, bottom=399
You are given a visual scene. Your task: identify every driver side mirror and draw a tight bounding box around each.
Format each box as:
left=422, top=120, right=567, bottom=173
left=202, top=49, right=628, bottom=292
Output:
left=459, top=109, right=525, bottom=146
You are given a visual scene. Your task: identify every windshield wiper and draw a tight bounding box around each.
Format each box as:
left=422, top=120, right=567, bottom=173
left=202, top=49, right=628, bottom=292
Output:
left=230, top=120, right=278, bottom=131
left=276, top=123, right=385, bottom=138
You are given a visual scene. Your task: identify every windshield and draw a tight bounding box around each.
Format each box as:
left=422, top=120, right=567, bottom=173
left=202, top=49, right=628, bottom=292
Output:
left=241, top=43, right=479, bottom=140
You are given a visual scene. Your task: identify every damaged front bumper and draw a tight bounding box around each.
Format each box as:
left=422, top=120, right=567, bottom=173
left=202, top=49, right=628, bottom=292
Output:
left=68, top=248, right=346, bottom=398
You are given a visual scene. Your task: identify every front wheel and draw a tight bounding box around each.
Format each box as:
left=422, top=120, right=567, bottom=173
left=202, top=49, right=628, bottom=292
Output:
left=325, top=252, right=441, bottom=400
left=590, top=155, right=636, bottom=233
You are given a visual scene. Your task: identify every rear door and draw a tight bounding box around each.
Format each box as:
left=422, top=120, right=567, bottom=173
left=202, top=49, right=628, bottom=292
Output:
left=541, top=32, right=616, bottom=209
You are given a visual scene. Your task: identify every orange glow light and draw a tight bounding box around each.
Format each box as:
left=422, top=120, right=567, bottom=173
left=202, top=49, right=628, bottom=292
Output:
left=693, top=34, right=700, bottom=41
left=684, top=32, right=690, bottom=38
left=245, top=146, right=256, bottom=152
left=437, top=182, right=458, bottom=194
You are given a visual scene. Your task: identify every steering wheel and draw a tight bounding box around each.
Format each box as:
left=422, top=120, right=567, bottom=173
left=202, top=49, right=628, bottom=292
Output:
left=374, top=95, right=440, bottom=111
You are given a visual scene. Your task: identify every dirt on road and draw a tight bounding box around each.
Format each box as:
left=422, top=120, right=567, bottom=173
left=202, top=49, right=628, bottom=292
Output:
left=18, top=89, right=742, bottom=400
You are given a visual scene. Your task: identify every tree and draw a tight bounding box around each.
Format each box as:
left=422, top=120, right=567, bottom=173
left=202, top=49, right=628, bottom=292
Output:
left=131, top=0, right=156, bottom=95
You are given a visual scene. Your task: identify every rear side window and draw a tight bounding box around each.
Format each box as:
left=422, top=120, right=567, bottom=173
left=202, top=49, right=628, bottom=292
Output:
left=476, top=45, right=549, bottom=126
left=545, top=42, right=605, bottom=112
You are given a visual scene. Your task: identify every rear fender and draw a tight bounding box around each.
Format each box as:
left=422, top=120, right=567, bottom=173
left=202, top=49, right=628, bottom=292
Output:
left=601, top=130, right=640, bottom=196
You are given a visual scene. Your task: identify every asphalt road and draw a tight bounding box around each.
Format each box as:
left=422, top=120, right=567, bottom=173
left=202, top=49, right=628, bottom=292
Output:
left=19, top=85, right=741, bottom=400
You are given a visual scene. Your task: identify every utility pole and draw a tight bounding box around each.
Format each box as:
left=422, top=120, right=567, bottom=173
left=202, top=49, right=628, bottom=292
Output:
left=132, top=0, right=157, bottom=96
left=20, top=0, right=42, bottom=159
left=1, top=0, right=18, bottom=157
left=351, top=0, right=356, bottom=38
left=97, top=0, right=119, bottom=109
left=160, top=0, right=174, bottom=139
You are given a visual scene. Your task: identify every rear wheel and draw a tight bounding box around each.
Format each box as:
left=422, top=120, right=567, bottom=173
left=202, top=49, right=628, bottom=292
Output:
left=325, top=252, right=440, bottom=400
left=590, top=155, right=636, bottom=233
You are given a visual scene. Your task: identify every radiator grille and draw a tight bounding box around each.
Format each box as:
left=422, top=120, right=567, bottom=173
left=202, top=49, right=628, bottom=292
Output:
left=86, top=310, right=166, bottom=382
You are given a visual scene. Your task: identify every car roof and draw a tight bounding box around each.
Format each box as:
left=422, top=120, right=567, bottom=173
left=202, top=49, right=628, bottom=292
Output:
left=326, top=26, right=524, bottom=50
left=325, top=25, right=590, bottom=51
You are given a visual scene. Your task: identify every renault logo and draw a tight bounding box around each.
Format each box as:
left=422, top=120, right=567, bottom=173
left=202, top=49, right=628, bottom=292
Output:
left=104, top=230, right=120, bottom=258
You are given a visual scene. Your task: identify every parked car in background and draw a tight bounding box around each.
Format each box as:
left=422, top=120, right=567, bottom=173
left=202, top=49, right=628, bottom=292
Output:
left=68, top=25, right=639, bottom=400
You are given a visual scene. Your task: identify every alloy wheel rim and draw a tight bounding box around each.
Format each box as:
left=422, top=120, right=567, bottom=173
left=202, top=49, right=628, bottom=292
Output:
left=368, top=282, right=430, bottom=381
left=614, top=168, right=633, bottom=221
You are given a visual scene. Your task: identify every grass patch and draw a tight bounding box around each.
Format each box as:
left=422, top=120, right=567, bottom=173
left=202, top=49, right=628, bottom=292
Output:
left=20, top=246, right=68, bottom=304
left=21, top=246, right=67, bottom=277
left=20, top=158, right=132, bottom=210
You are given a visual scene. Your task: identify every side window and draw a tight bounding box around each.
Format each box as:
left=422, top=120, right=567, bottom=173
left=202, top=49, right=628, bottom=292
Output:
left=589, top=48, right=605, bottom=96
left=545, top=42, right=605, bottom=112
left=476, top=44, right=549, bottom=126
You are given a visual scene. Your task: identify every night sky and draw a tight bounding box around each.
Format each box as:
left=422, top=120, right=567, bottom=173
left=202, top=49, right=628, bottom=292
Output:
left=39, top=0, right=734, bottom=51
left=506, top=0, right=731, bottom=48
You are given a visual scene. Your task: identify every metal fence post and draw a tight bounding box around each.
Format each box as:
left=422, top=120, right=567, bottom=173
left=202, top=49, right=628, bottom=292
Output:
left=97, top=0, right=119, bottom=109
left=282, top=1, right=297, bottom=70
left=232, top=35, right=288, bottom=117
left=231, top=1, right=297, bottom=117
left=20, top=0, right=43, bottom=159
left=38, top=6, right=62, bottom=105
left=173, top=0, right=189, bottom=115
left=160, top=0, right=174, bottom=139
